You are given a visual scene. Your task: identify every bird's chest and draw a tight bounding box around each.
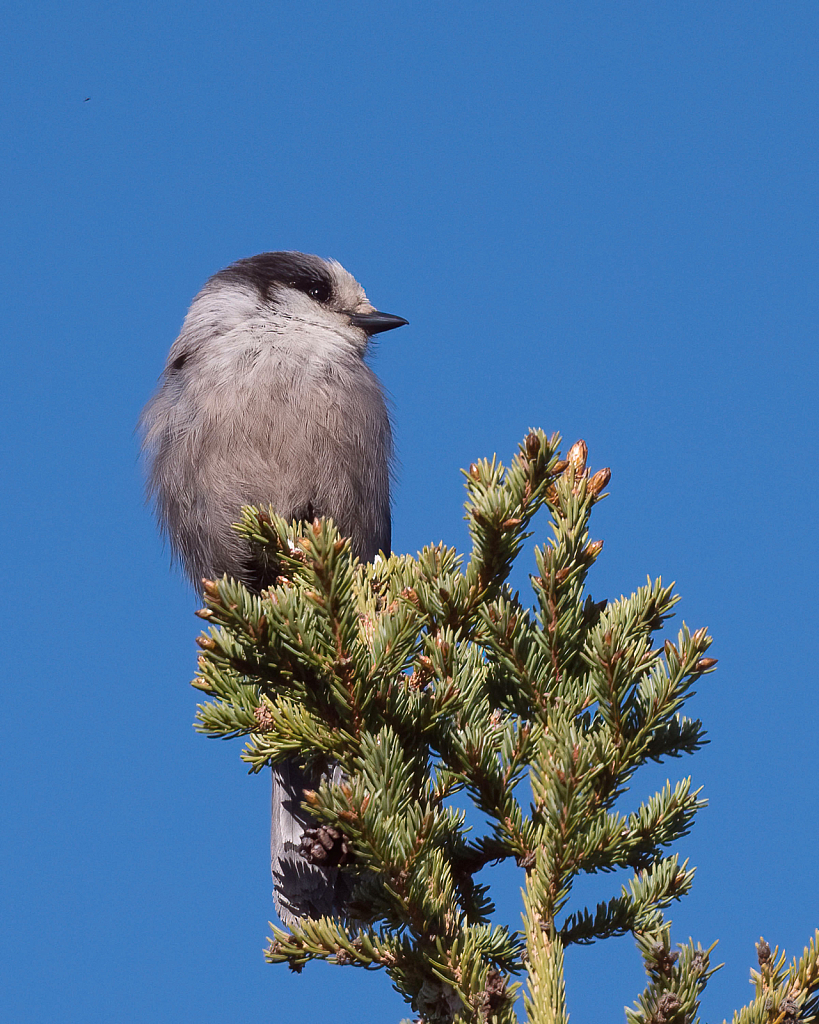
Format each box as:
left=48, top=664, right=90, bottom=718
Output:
left=197, top=351, right=371, bottom=460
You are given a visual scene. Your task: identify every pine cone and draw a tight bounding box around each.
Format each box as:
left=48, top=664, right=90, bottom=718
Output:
left=299, top=825, right=354, bottom=866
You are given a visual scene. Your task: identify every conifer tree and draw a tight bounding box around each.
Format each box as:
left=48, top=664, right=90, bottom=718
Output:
left=191, top=430, right=819, bottom=1024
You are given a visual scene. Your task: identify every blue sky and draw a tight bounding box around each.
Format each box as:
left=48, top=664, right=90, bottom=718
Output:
left=2, top=2, right=817, bottom=1021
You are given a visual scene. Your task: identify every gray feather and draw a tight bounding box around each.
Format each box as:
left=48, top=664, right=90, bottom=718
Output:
left=271, top=762, right=353, bottom=926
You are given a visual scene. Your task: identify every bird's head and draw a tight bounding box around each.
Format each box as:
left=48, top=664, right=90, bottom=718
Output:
left=170, top=252, right=407, bottom=371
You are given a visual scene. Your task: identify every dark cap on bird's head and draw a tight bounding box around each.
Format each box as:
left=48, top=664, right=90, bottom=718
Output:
left=209, top=250, right=407, bottom=336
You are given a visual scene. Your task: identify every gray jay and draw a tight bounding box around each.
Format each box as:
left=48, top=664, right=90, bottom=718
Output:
left=139, top=251, right=407, bottom=925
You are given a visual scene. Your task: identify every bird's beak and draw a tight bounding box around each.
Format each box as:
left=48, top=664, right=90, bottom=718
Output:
left=349, top=310, right=409, bottom=335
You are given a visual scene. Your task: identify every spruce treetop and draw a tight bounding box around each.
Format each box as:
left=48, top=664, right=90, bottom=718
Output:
left=191, top=430, right=819, bottom=1024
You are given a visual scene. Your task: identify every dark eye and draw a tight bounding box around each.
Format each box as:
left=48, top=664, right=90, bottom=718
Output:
left=284, top=277, right=332, bottom=304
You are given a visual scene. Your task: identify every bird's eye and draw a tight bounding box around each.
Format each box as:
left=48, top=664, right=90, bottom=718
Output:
left=283, top=277, right=331, bottom=304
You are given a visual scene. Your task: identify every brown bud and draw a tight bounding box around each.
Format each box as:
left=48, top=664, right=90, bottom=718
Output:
left=779, top=997, right=799, bottom=1024
left=525, top=432, right=540, bottom=459
left=195, top=608, right=214, bottom=620
left=650, top=944, right=680, bottom=976
left=333, top=539, right=346, bottom=553
left=471, top=507, right=485, bottom=524
left=695, top=657, right=718, bottom=671
left=256, top=509, right=271, bottom=525
left=756, top=938, right=771, bottom=966
left=201, top=578, right=219, bottom=597
left=691, top=627, right=708, bottom=645
left=588, top=467, right=611, bottom=497
left=583, top=539, right=604, bottom=560
left=567, top=439, right=588, bottom=474
left=302, top=789, right=318, bottom=806
left=551, top=459, right=569, bottom=475
left=655, top=993, right=681, bottom=1021
left=469, top=462, right=480, bottom=480
left=253, top=704, right=274, bottom=732
left=196, top=635, right=217, bottom=650
left=502, top=517, right=523, bottom=529
left=555, top=567, right=571, bottom=584
left=481, top=968, right=507, bottom=1015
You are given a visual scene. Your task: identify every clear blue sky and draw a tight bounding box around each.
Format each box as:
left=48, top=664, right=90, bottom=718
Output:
left=2, top=2, right=817, bottom=1021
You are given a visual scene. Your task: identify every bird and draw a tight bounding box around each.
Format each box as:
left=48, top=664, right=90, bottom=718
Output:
left=139, top=250, right=407, bottom=924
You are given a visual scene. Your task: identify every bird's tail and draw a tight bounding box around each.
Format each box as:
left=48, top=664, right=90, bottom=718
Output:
left=270, top=760, right=352, bottom=926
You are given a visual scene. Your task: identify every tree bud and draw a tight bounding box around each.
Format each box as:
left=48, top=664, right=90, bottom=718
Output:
left=253, top=704, right=274, bottom=731
left=525, top=432, right=540, bottom=459
left=695, top=657, right=718, bottom=671
left=588, top=467, right=611, bottom=496
left=469, top=463, right=480, bottom=480
left=567, top=439, right=588, bottom=474
left=196, top=635, right=217, bottom=650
